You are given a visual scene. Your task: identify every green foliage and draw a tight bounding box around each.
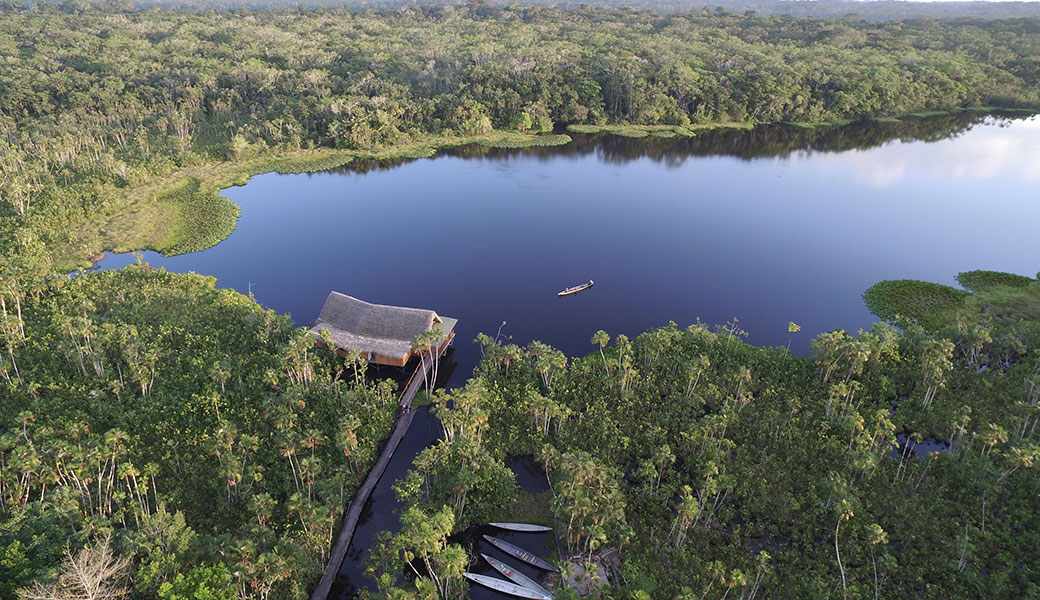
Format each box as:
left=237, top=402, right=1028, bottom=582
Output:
left=453, top=292, right=1040, bottom=597
left=158, top=565, right=237, bottom=600
left=0, top=267, right=398, bottom=597
left=863, top=279, right=969, bottom=330
left=866, top=272, right=1040, bottom=367
left=551, top=450, right=630, bottom=556
left=3, top=4, right=1040, bottom=596
left=395, top=379, right=517, bottom=529
left=956, top=269, right=1037, bottom=292
left=391, top=505, right=468, bottom=599
left=128, top=506, right=199, bottom=596
left=0, top=503, right=79, bottom=600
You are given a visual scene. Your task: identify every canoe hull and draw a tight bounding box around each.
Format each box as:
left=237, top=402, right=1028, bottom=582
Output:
left=489, top=522, right=553, bottom=533
left=557, top=280, right=594, bottom=296
left=483, top=535, right=558, bottom=572
left=482, top=553, right=554, bottom=600
left=464, top=573, right=548, bottom=599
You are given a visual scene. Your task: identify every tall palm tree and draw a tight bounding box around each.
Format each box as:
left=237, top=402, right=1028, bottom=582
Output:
left=591, top=330, right=610, bottom=374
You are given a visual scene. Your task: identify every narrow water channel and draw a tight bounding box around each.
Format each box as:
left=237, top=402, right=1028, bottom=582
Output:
left=328, top=406, right=439, bottom=598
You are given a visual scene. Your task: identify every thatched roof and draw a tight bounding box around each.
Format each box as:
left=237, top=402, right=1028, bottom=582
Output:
left=309, top=292, right=444, bottom=360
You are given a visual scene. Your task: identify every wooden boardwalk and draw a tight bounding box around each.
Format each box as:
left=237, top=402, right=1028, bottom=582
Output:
left=310, top=343, right=448, bottom=600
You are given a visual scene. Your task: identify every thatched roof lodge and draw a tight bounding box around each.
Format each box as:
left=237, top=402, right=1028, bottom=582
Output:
left=309, top=292, right=457, bottom=367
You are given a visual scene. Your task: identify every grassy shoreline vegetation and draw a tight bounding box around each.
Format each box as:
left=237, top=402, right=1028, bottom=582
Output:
left=1, top=6, right=1039, bottom=271
left=49, top=131, right=572, bottom=267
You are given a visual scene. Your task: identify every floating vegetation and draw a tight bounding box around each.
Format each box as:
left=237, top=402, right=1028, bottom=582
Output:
left=862, top=279, right=969, bottom=330
left=956, top=270, right=1037, bottom=292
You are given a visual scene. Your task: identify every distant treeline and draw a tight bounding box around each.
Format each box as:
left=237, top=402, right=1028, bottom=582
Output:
left=22, top=0, right=1040, bottom=20
left=1, top=5, right=1038, bottom=265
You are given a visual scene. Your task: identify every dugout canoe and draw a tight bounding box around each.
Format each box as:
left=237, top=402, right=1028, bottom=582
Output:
left=557, top=280, right=594, bottom=297
left=481, top=553, right=554, bottom=600
left=488, top=522, right=553, bottom=533
left=483, top=535, right=558, bottom=572
left=463, top=573, right=548, bottom=599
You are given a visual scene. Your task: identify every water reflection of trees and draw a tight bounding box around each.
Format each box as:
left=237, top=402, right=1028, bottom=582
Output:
left=327, top=112, right=1029, bottom=174
left=570, top=113, right=1016, bottom=167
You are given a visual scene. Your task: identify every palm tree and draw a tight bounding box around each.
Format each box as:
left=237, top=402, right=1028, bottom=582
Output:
left=337, top=415, right=361, bottom=473
left=867, top=523, right=888, bottom=600
left=301, top=429, right=325, bottom=458
left=298, top=456, right=322, bottom=501
left=279, top=434, right=302, bottom=493
left=210, top=361, right=231, bottom=394
left=412, top=328, right=447, bottom=396
left=720, top=569, right=747, bottom=600
left=786, top=321, right=801, bottom=353
left=591, top=330, right=610, bottom=374
left=395, top=505, right=465, bottom=599
left=996, top=445, right=1038, bottom=483
left=685, top=355, right=710, bottom=397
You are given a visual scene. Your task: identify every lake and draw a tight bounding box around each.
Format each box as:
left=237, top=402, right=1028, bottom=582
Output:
left=97, top=112, right=1040, bottom=597
left=98, top=113, right=1040, bottom=381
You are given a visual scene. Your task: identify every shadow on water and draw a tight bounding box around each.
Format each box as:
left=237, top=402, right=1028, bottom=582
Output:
left=365, top=348, right=461, bottom=392
left=886, top=397, right=953, bottom=459
left=94, top=112, right=1040, bottom=384
left=888, top=433, right=952, bottom=459
left=505, top=456, right=550, bottom=495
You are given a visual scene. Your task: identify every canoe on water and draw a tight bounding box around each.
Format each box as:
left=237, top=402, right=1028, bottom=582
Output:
left=483, top=535, right=558, bottom=572
left=488, top=522, right=553, bottom=533
left=557, top=280, right=594, bottom=297
left=463, top=573, right=548, bottom=599
left=481, top=553, right=554, bottom=600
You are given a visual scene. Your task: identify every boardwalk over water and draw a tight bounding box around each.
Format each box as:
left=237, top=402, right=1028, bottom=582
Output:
left=311, top=340, right=449, bottom=600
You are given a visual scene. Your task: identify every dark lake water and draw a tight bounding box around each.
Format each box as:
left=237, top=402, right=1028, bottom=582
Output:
left=98, top=113, right=1040, bottom=381
left=97, top=112, right=1040, bottom=597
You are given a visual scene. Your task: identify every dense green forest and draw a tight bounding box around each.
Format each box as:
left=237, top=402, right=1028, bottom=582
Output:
left=369, top=270, right=1040, bottom=598
left=1, top=5, right=1039, bottom=271
left=101, top=0, right=1040, bottom=21
left=0, top=267, right=400, bottom=599
left=4, top=260, right=1038, bottom=598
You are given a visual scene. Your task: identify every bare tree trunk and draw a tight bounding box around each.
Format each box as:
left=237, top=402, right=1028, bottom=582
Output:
left=835, top=518, right=847, bottom=600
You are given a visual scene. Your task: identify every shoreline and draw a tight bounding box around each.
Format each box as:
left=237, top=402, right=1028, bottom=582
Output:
left=54, top=107, right=1037, bottom=271
left=52, top=130, right=572, bottom=271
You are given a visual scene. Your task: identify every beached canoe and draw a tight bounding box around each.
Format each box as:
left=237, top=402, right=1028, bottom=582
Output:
left=463, top=573, right=548, bottom=599
left=488, top=522, right=553, bottom=533
left=483, top=535, right=558, bottom=572
left=557, top=280, right=594, bottom=297
left=482, top=553, right=554, bottom=600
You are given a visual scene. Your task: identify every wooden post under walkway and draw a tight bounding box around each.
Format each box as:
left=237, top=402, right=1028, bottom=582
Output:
left=310, top=341, right=447, bottom=600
